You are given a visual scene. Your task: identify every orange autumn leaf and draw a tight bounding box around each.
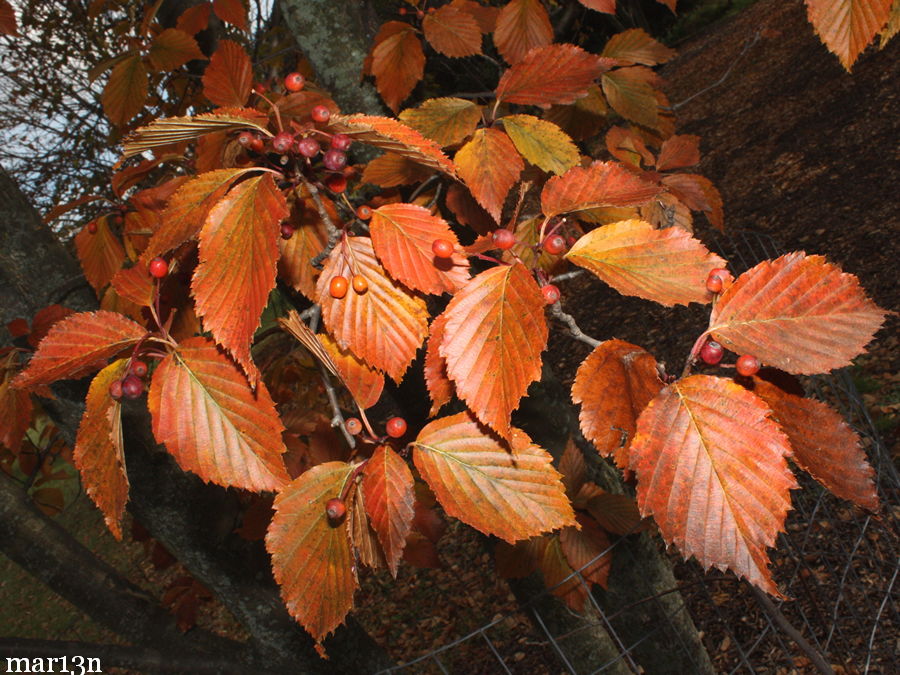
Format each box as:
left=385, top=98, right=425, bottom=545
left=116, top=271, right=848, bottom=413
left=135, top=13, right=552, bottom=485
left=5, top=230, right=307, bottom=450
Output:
left=202, top=40, right=252, bottom=108
left=655, top=134, right=701, bottom=171
left=708, top=252, right=886, bottom=374
left=266, top=461, right=357, bottom=641
left=541, top=161, right=660, bottom=218
left=493, top=0, right=553, bottom=64
left=369, top=21, right=425, bottom=112
left=74, top=359, right=130, bottom=539
left=496, top=44, right=613, bottom=108
left=556, top=515, right=612, bottom=604
left=630, top=375, right=796, bottom=596
left=277, top=199, right=329, bottom=301
left=213, top=0, right=248, bottom=31
left=362, top=445, right=415, bottom=576
left=439, top=263, right=547, bottom=438
left=578, top=0, right=616, bottom=13
left=110, top=265, right=154, bottom=308
left=751, top=376, right=879, bottom=512
left=148, top=337, right=290, bottom=491
left=805, top=0, right=893, bottom=70
left=571, top=340, right=663, bottom=468
left=601, top=28, right=677, bottom=66
left=192, top=172, right=288, bottom=383
left=398, top=97, right=482, bottom=147
left=566, top=220, right=726, bottom=306
left=370, top=203, right=470, bottom=295
left=455, top=127, right=523, bottom=223
left=318, top=332, right=384, bottom=410
left=601, top=66, right=662, bottom=130
left=316, top=236, right=429, bottom=383
left=413, top=412, right=575, bottom=542
left=147, top=28, right=205, bottom=71
left=12, top=311, right=146, bottom=389
left=75, top=217, right=126, bottom=294
left=0, top=0, right=19, bottom=35
left=176, top=2, right=211, bottom=35
left=0, top=355, right=32, bottom=453
left=361, top=152, right=434, bottom=188
left=424, top=310, right=454, bottom=417
left=102, top=53, right=147, bottom=127
left=661, top=173, right=724, bottom=228
left=423, top=4, right=482, bottom=57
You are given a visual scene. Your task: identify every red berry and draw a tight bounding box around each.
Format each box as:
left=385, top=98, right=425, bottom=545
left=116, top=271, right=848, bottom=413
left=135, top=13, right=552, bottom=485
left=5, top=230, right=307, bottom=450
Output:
left=736, top=354, right=760, bottom=377
left=148, top=257, right=168, bottom=279
left=541, top=284, right=561, bottom=305
left=325, top=497, right=346, bottom=524
left=284, top=72, right=305, bottom=92
left=109, top=380, right=123, bottom=400
left=295, top=137, right=320, bottom=158
left=706, top=268, right=732, bottom=294
left=330, top=275, right=349, bottom=299
left=385, top=416, right=407, bottom=438
left=249, top=137, right=265, bottom=153
left=280, top=223, right=295, bottom=240
left=272, top=132, right=293, bottom=154
left=345, top=418, right=362, bottom=435
left=87, top=221, right=98, bottom=234
left=398, top=6, right=407, bottom=14
left=356, top=205, right=372, bottom=220
left=699, top=340, right=724, bottom=365
left=237, top=131, right=254, bottom=147
left=253, top=83, right=267, bottom=94
left=323, top=149, right=347, bottom=171
left=130, top=359, right=148, bottom=377
left=432, top=238, right=454, bottom=258
left=311, top=105, right=331, bottom=123
left=491, top=229, right=516, bottom=250
left=351, top=274, right=368, bottom=294
left=330, top=133, right=351, bottom=151
left=121, top=374, right=144, bottom=399
left=542, top=234, right=567, bottom=255
left=325, top=174, right=347, bottom=193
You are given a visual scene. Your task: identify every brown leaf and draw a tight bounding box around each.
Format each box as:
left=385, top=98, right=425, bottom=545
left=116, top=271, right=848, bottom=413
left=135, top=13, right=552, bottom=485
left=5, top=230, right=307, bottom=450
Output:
left=496, top=44, right=612, bottom=108
left=601, top=66, right=662, bottom=130
left=74, top=217, right=126, bottom=294
left=202, top=40, right=252, bottom=108
left=148, top=28, right=205, bottom=71
left=423, top=4, right=482, bottom=57
left=369, top=21, right=425, bottom=112
left=102, top=53, right=147, bottom=127
left=213, top=0, right=248, bottom=30
left=493, top=0, right=553, bottom=65
left=601, top=28, right=676, bottom=66
left=318, top=332, right=384, bottom=410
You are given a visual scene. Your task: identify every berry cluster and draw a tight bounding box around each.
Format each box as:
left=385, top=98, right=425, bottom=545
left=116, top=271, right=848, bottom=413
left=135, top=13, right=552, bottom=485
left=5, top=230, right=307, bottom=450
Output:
left=109, top=359, right=149, bottom=401
left=698, top=338, right=761, bottom=376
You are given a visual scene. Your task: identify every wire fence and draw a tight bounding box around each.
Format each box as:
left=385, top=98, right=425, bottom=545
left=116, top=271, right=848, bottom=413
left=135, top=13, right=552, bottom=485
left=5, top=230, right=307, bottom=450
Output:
left=375, top=230, right=899, bottom=675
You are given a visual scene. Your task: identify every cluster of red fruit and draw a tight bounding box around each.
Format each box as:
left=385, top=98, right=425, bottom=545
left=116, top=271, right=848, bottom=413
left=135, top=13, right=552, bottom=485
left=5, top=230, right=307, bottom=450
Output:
left=700, top=267, right=759, bottom=375
left=109, top=358, right=149, bottom=400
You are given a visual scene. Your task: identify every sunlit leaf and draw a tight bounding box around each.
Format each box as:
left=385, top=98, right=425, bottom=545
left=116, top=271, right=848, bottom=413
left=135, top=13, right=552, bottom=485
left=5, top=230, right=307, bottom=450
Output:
left=192, top=173, right=288, bottom=383
left=102, top=53, right=148, bottom=127
left=148, top=337, right=289, bottom=491
left=496, top=44, right=612, bottom=108
left=572, top=340, right=663, bottom=468
left=542, top=162, right=660, bottom=218
left=601, top=66, right=661, bottom=130
left=440, top=263, right=547, bottom=438
left=455, top=128, right=523, bottom=223
left=424, top=310, right=454, bottom=417
left=708, top=252, right=886, bottom=374
left=369, top=21, right=425, bottom=112
left=413, top=412, right=575, bottom=542
left=751, top=376, right=879, bottom=512
left=110, top=265, right=154, bottom=307
left=398, top=98, right=482, bottom=147
left=566, top=220, right=725, bottom=306
left=601, top=28, right=676, bottom=66
left=501, top=114, right=579, bottom=175
left=423, top=4, right=482, bottom=57
left=331, top=114, right=456, bottom=176
left=363, top=445, right=415, bottom=576
left=148, top=28, right=205, bottom=71
left=213, top=0, right=248, bottom=30
left=75, top=217, right=126, bottom=294
left=12, top=311, right=145, bottom=389
left=122, top=110, right=270, bottom=158
left=317, top=237, right=429, bottom=383
left=630, top=375, right=796, bottom=595
left=202, top=39, right=253, bottom=108
left=74, top=359, right=129, bottom=539
left=805, top=0, right=893, bottom=70
left=493, top=0, right=553, bottom=64
left=266, top=461, right=357, bottom=641
left=370, top=203, right=470, bottom=295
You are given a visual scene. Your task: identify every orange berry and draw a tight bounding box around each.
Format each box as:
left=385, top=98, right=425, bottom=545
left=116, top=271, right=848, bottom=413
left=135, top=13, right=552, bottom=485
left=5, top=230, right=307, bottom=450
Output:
left=385, top=416, right=407, bottom=438
left=329, top=275, right=349, bottom=299
left=351, top=274, right=368, bottom=294
left=736, top=354, right=760, bottom=377
left=356, top=205, right=372, bottom=220
left=345, top=418, right=362, bottom=435
left=432, top=238, right=454, bottom=259
left=325, top=498, right=346, bottom=524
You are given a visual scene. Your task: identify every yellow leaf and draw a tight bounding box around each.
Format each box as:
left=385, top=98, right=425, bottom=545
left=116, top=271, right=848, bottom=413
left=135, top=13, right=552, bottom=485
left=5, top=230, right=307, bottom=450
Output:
left=501, top=114, right=579, bottom=175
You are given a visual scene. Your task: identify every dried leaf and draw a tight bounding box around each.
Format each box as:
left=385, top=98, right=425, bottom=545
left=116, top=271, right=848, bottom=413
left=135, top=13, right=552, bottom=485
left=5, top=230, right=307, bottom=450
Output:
left=423, top=5, right=482, bottom=57
left=439, top=263, right=547, bottom=438
left=74, top=359, right=129, bottom=539
left=455, top=128, right=523, bottom=223
left=413, top=411, right=575, bottom=542
left=370, top=203, right=470, bottom=295
left=398, top=97, right=483, bottom=147
left=12, top=311, right=145, bottom=389
left=496, top=44, right=612, bottom=108
left=317, top=237, right=429, bottom=383
left=630, top=375, right=796, bottom=595
left=370, top=21, right=425, bottom=112
left=102, top=53, right=148, bottom=127
left=501, top=114, right=579, bottom=175
left=202, top=40, right=252, bottom=108
left=805, top=0, right=893, bottom=70
left=266, top=461, right=357, bottom=641
left=493, top=0, right=553, bottom=65
left=572, top=340, right=663, bottom=468
left=362, top=445, right=415, bottom=576
left=122, top=110, right=270, bottom=158
left=541, top=161, right=661, bottom=217
left=708, top=252, right=886, bottom=374
left=148, top=336, right=289, bottom=491
left=192, top=173, right=288, bottom=383
left=601, top=28, right=677, bottom=66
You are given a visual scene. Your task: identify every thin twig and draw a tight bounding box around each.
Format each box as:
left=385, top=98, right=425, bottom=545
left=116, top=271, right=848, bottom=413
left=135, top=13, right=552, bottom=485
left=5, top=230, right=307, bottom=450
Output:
left=549, top=269, right=585, bottom=284
left=301, top=174, right=342, bottom=269
left=409, top=174, right=439, bottom=203
left=549, top=302, right=601, bottom=348
left=671, top=31, right=762, bottom=111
